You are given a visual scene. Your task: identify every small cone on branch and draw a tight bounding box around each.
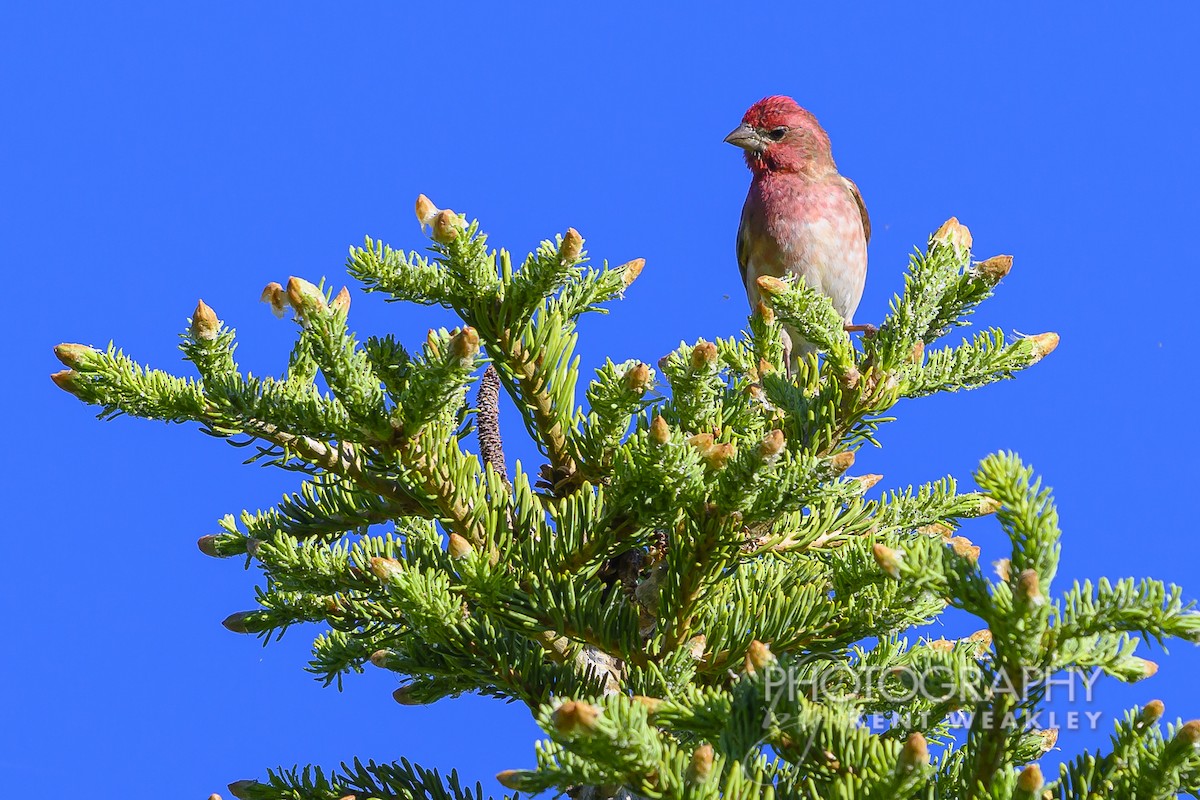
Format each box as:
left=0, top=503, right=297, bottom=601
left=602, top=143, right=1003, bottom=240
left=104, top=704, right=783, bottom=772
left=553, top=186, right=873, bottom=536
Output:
left=691, top=341, right=718, bottom=370
left=632, top=695, right=663, bottom=713
left=756, top=274, right=787, bottom=296
left=949, top=536, right=980, bottom=561
left=370, top=556, right=404, bottom=581
left=758, top=429, right=786, bottom=461
left=688, top=433, right=715, bottom=454
left=855, top=473, right=884, bottom=492
left=260, top=281, right=287, bottom=318
left=1140, top=699, right=1166, bottom=726
left=209, top=794, right=223, bottom=800
left=932, top=217, right=972, bottom=254
left=414, top=194, right=438, bottom=229
left=1036, top=727, right=1059, bottom=752
left=873, top=543, right=903, bottom=579
left=908, top=340, right=925, bottom=365
left=976, top=496, right=1002, bottom=515
left=552, top=700, right=601, bottom=735
left=994, top=558, right=1012, bottom=582
left=221, top=612, right=256, bottom=634
left=50, top=369, right=84, bottom=396
left=897, top=732, right=930, bottom=772
left=1016, top=569, right=1044, bottom=606
left=560, top=228, right=583, bottom=262
left=1135, top=658, right=1159, bottom=680
left=624, top=362, right=652, bottom=394
left=431, top=209, right=463, bottom=243
left=1017, top=764, right=1043, bottom=792
left=1028, top=332, right=1060, bottom=363
left=688, top=743, right=715, bottom=782
left=191, top=299, right=220, bottom=341
left=54, top=343, right=98, bottom=369
left=757, top=358, right=775, bottom=377
left=828, top=451, right=855, bottom=474
left=702, top=442, right=736, bottom=470
left=197, top=535, right=222, bottom=557
left=965, top=628, right=994, bottom=657
left=286, top=276, right=326, bottom=316
left=649, top=415, right=670, bottom=446
left=744, top=640, right=775, bottom=674
left=685, top=634, right=707, bottom=660
left=331, top=286, right=351, bottom=315
left=974, top=254, right=1014, bottom=284
left=369, top=649, right=391, bottom=668
left=393, top=685, right=422, bottom=705
left=496, top=771, right=525, bottom=791
left=619, top=257, right=644, bottom=288
left=227, top=781, right=258, bottom=799
left=447, top=533, right=473, bottom=559
left=449, top=327, right=480, bottom=366
left=756, top=300, right=775, bottom=324
left=1174, top=719, right=1200, bottom=745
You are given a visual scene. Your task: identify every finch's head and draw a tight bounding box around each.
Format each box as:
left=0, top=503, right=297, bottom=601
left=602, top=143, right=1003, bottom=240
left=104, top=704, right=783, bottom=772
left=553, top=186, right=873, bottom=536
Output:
left=725, top=96, right=834, bottom=175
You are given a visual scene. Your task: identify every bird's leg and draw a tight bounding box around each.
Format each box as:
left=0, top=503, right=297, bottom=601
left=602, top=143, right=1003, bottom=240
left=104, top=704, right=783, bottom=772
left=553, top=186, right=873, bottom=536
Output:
left=844, top=323, right=878, bottom=336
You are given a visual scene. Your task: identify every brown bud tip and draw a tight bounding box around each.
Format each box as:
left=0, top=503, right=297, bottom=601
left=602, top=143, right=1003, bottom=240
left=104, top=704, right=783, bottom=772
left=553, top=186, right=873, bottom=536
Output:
left=190, top=299, right=220, bottom=341
left=688, top=433, right=715, bottom=453
left=1016, top=569, right=1043, bottom=606
left=649, top=415, right=670, bottom=446
left=260, top=281, right=287, bottom=318
left=552, top=700, right=601, bottom=735
left=560, top=227, right=583, bottom=262
left=691, top=341, right=719, bottom=371
left=1175, top=719, right=1200, bottom=745
left=932, top=216, right=973, bottom=253
left=855, top=473, right=884, bottom=492
left=227, top=781, right=259, bottom=799
left=624, top=362, right=652, bottom=394
left=757, top=358, right=776, bottom=377
left=918, top=522, right=954, bottom=539
left=840, top=365, right=862, bottom=388
left=209, top=794, right=223, bottom=800
left=431, top=209, right=463, bottom=243
left=928, top=638, right=954, bottom=653
left=1141, top=699, right=1166, bottom=725
left=286, top=276, right=327, bottom=315
left=495, top=771, right=525, bottom=791
left=1017, top=763, right=1043, bottom=792
left=1137, top=658, right=1159, bottom=680
left=415, top=194, right=438, bottom=229
left=1037, top=727, right=1059, bottom=752
left=1027, top=332, right=1060, bottom=363
left=447, top=533, right=473, bottom=559
left=828, top=451, right=855, bottom=474
left=949, top=535, right=980, bottom=562
left=331, top=286, right=351, bottom=315
left=53, top=343, right=98, bottom=369
left=685, top=634, right=707, bottom=660
left=50, top=369, right=83, bottom=396
left=221, top=612, right=254, bottom=634
left=744, top=640, right=775, bottom=674
left=369, top=649, right=391, bottom=668
left=702, top=442, right=737, bottom=470
left=244, top=538, right=262, bottom=558
left=619, top=257, right=645, bottom=288
left=632, top=695, right=663, bottom=713
left=759, top=429, right=786, bottom=461
left=755, top=300, right=776, bottom=324
left=974, top=254, right=1013, bottom=284
left=449, top=327, right=480, bottom=365
left=966, top=628, right=994, bottom=656
left=908, top=340, right=925, bottom=365
left=993, top=558, right=1012, bottom=582
left=393, top=685, right=422, bottom=705
left=873, top=543, right=903, bottom=579
left=370, top=556, right=403, bottom=581
left=197, top=535, right=222, bottom=557
left=688, top=743, right=715, bottom=782
left=755, top=274, right=787, bottom=296
left=899, top=732, right=930, bottom=770
left=976, top=496, right=1002, bottom=516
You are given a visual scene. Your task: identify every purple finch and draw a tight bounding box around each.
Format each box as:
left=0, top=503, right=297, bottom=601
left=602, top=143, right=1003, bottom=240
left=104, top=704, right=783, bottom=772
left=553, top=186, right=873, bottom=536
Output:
left=726, top=96, right=870, bottom=370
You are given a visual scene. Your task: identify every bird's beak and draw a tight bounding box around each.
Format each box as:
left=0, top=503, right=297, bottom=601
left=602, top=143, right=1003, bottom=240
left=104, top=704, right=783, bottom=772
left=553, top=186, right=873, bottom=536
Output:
left=724, top=123, right=763, bottom=152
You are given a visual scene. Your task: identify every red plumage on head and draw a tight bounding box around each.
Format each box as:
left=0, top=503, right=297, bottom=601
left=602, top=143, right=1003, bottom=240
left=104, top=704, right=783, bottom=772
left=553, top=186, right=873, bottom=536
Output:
left=739, top=96, right=833, bottom=175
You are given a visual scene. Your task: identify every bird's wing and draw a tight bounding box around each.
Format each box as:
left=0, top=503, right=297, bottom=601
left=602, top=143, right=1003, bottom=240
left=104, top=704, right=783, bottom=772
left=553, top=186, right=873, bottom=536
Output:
left=736, top=201, right=753, bottom=290
left=841, top=176, right=871, bottom=244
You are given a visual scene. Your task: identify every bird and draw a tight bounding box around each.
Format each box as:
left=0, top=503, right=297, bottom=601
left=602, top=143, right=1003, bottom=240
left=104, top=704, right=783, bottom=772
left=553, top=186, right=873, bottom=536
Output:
left=725, top=96, right=870, bottom=372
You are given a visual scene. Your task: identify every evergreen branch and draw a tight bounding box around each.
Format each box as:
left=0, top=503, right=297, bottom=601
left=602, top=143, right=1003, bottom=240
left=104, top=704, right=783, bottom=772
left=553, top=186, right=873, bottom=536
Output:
left=229, top=756, right=504, bottom=800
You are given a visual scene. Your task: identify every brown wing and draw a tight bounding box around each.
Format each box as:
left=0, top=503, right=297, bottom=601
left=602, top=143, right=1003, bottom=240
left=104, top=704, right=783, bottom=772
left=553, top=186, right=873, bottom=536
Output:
left=841, top=176, right=871, bottom=244
left=735, top=200, right=753, bottom=290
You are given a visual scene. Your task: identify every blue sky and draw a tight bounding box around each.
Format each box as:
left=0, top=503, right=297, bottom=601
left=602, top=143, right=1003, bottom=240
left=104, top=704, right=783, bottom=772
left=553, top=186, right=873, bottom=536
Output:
left=5, top=3, right=1199, bottom=797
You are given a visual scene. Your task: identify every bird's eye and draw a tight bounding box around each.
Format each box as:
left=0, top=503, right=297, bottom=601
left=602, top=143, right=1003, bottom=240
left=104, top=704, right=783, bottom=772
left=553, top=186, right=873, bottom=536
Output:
left=767, top=127, right=788, bottom=141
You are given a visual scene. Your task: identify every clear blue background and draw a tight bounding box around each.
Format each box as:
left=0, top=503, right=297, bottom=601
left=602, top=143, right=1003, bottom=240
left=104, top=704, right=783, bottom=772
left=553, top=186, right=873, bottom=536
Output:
left=4, top=3, right=1198, bottom=796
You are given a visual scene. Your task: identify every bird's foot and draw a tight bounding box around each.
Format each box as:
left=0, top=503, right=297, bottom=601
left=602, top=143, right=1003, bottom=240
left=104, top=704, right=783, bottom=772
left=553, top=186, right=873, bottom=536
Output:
left=844, top=323, right=878, bottom=336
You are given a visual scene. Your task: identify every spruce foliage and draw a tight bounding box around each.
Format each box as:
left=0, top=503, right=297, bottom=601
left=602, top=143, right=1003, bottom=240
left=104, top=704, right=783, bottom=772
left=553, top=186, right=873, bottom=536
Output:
left=53, top=198, right=1200, bottom=799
